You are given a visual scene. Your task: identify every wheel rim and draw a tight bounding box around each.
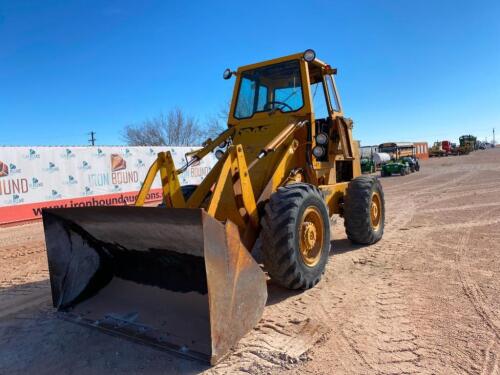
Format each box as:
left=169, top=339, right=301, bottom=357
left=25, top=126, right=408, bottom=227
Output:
left=370, top=192, right=382, bottom=231
left=299, top=206, right=324, bottom=267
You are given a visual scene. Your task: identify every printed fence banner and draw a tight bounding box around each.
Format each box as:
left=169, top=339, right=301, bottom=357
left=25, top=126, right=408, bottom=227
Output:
left=0, top=146, right=216, bottom=224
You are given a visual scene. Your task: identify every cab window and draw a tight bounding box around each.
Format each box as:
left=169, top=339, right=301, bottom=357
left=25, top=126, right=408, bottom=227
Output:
left=325, top=75, right=340, bottom=112
left=310, top=80, right=329, bottom=119
left=234, top=60, right=304, bottom=119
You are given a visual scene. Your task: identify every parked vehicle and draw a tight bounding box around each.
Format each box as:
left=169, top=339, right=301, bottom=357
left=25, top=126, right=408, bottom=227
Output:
left=361, top=157, right=376, bottom=173
left=401, top=156, right=420, bottom=172
left=381, top=160, right=410, bottom=177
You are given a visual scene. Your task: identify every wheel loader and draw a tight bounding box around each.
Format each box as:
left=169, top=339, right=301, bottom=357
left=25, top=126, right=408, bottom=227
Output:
left=42, top=50, right=385, bottom=365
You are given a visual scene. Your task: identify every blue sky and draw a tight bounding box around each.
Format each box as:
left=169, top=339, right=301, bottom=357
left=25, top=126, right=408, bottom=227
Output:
left=1, top=0, right=499, bottom=146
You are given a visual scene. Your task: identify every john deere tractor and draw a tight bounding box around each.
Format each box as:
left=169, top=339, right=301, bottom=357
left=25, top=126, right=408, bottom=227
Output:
left=381, top=159, right=410, bottom=176
left=361, top=157, right=376, bottom=173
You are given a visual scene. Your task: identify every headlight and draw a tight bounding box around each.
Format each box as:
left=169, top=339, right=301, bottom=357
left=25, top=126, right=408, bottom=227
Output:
left=303, top=49, right=316, bottom=62
left=315, top=132, right=328, bottom=145
left=215, top=149, right=225, bottom=159
left=312, top=146, right=325, bottom=158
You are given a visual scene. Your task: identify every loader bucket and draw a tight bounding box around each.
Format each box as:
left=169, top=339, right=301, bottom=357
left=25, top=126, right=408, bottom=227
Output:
left=42, top=206, right=267, bottom=364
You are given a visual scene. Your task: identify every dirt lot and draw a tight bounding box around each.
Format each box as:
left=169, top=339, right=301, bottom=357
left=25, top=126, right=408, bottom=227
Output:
left=1, top=148, right=499, bottom=375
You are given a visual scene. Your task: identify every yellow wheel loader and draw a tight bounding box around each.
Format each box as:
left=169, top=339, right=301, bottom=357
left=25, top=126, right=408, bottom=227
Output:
left=42, top=49, right=385, bottom=365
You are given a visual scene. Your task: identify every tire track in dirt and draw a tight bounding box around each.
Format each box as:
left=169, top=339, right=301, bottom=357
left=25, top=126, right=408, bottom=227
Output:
left=419, top=201, right=500, bottom=214
left=340, top=248, right=423, bottom=374
left=422, top=200, right=500, bottom=374
left=0, top=223, right=50, bottom=322
left=333, top=194, right=426, bottom=375
left=418, top=186, right=500, bottom=209
left=406, top=166, right=500, bottom=353
left=382, top=173, right=436, bottom=193
left=1, top=243, right=46, bottom=260
left=397, top=217, right=500, bottom=234
left=225, top=191, right=420, bottom=375
left=207, top=283, right=335, bottom=374
left=455, top=208, right=500, bottom=342
left=480, top=339, right=499, bottom=375
left=409, top=170, right=476, bottom=197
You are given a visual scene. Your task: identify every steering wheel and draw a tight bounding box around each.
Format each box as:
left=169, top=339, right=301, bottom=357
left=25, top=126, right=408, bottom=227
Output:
left=263, top=101, right=294, bottom=112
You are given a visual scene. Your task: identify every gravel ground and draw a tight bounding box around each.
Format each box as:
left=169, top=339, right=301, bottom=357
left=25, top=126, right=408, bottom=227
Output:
left=1, top=148, right=499, bottom=375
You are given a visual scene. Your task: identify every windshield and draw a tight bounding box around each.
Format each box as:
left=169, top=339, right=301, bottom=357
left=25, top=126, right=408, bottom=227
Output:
left=234, top=60, right=304, bottom=119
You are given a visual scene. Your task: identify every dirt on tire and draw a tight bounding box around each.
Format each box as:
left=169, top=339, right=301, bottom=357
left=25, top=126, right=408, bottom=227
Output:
left=1, top=148, right=500, bottom=374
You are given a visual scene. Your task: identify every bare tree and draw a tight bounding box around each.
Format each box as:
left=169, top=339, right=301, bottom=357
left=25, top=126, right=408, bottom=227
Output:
left=122, top=103, right=231, bottom=146
left=123, top=108, right=203, bottom=146
left=203, top=115, right=225, bottom=141
left=201, top=100, right=231, bottom=141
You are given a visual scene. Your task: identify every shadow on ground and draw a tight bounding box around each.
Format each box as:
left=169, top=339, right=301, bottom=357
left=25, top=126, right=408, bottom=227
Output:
left=330, top=238, right=366, bottom=255
left=0, top=280, right=209, bottom=375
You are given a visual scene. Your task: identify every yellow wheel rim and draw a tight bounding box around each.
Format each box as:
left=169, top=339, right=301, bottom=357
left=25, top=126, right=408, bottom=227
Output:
left=370, top=192, right=382, bottom=231
left=299, top=206, right=324, bottom=267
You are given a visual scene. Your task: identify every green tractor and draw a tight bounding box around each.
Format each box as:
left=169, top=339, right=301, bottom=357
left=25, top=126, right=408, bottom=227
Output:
left=360, top=157, right=376, bottom=174
left=401, top=156, right=420, bottom=172
left=381, top=159, right=410, bottom=177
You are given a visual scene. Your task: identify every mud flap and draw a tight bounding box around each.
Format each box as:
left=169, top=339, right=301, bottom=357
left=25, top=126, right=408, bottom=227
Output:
left=42, top=207, right=267, bottom=364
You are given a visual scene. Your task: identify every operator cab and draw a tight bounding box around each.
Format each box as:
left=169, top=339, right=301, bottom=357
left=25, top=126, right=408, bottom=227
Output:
left=232, top=59, right=305, bottom=120
left=226, top=50, right=352, bottom=182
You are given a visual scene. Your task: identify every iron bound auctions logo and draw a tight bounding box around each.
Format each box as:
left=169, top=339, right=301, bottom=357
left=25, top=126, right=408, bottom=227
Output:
left=23, top=148, right=40, bottom=160
left=8, top=163, right=21, bottom=174
left=5, top=194, right=24, bottom=205
left=94, top=148, right=106, bottom=158
left=64, top=175, right=78, bottom=185
left=47, top=189, right=62, bottom=199
left=44, top=162, right=60, bottom=173
left=82, top=186, right=93, bottom=196
left=110, top=154, right=138, bottom=185
left=111, top=154, right=126, bottom=172
left=0, top=160, right=29, bottom=197
left=0, top=161, right=8, bottom=177
left=61, top=148, right=76, bottom=159
left=30, top=177, right=44, bottom=188
left=79, top=160, right=91, bottom=170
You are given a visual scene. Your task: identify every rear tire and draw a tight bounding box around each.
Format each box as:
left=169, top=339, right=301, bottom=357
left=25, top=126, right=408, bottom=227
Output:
left=344, top=176, right=384, bottom=245
left=261, top=183, right=330, bottom=290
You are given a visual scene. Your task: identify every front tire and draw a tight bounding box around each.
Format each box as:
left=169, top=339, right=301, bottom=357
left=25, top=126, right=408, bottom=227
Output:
left=261, top=183, right=330, bottom=290
left=344, top=176, right=385, bottom=245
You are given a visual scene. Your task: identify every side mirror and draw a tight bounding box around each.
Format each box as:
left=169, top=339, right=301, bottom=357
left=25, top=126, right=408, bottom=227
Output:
left=223, top=68, right=233, bottom=80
